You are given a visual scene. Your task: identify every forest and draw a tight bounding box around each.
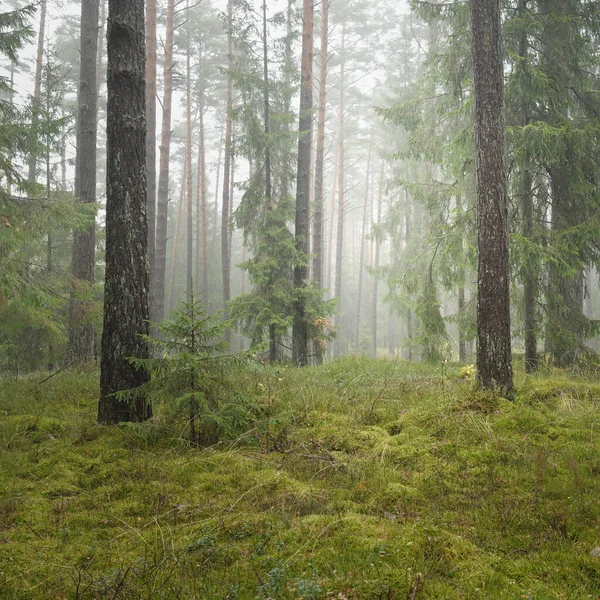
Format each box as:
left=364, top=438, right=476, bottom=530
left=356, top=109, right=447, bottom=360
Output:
left=1, top=0, right=600, bottom=597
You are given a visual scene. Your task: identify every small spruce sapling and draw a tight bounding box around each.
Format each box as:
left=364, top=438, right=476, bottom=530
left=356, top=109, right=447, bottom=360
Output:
left=120, top=291, right=252, bottom=446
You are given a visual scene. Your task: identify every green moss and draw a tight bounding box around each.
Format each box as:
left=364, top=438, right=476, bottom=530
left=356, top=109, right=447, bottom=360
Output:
left=1, top=361, right=600, bottom=598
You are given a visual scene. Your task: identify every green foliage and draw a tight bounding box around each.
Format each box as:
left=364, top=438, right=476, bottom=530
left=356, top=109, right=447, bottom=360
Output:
left=120, top=293, right=255, bottom=446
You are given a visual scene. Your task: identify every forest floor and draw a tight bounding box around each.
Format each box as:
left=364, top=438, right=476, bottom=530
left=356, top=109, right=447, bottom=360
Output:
left=1, top=357, right=600, bottom=599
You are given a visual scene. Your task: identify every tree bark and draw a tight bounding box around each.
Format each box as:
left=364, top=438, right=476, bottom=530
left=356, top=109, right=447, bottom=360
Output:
left=354, top=141, right=371, bottom=355
left=312, top=0, right=328, bottom=364
left=146, top=0, right=157, bottom=314
left=27, top=0, right=46, bottom=184
left=99, top=0, right=151, bottom=423
left=333, top=23, right=345, bottom=357
left=371, top=159, right=384, bottom=359
left=66, top=0, right=99, bottom=365
left=292, top=0, right=314, bottom=366
left=186, top=5, right=194, bottom=297
left=153, top=0, right=175, bottom=323
left=196, top=93, right=208, bottom=306
left=221, top=0, right=233, bottom=334
left=470, top=0, right=514, bottom=397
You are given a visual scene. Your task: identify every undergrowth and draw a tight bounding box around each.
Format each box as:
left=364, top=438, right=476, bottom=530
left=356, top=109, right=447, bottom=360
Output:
left=1, top=357, right=599, bottom=598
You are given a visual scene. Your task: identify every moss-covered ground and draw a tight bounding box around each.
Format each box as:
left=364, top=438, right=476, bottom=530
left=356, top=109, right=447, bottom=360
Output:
left=1, top=357, right=600, bottom=599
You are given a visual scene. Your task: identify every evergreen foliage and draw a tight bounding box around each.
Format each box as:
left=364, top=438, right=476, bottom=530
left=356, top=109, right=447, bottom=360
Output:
left=121, top=293, right=254, bottom=446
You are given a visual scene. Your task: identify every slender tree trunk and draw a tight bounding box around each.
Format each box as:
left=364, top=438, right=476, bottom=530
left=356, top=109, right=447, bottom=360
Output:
left=470, top=0, right=514, bottom=397
left=354, top=141, right=372, bottom=355
left=66, top=0, right=99, bottom=365
left=28, top=0, right=46, bottom=184
left=212, top=125, right=223, bottom=248
left=517, top=0, right=537, bottom=373
left=333, top=24, right=346, bottom=357
left=153, top=0, right=175, bottom=323
left=99, top=0, right=151, bottom=423
left=186, top=5, right=193, bottom=297
left=196, top=94, right=208, bottom=305
left=312, top=0, right=328, bottom=364
left=146, top=0, right=157, bottom=313
left=96, top=0, right=106, bottom=99
left=221, top=0, right=233, bottom=335
left=262, top=0, right=277, bottom=362
left=326, top=143, right=338, bottom=296
left=167, top=166, right=187, bottom=314
left=547, top=166, right=585, bottom=367
left=458, top=284, right=467, bottom=361
left=292, top=0, right=314, bottom=366
left=371, top=159, right=384, bottom=359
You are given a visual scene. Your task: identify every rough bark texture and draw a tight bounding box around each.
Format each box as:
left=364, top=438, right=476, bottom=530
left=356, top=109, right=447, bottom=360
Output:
left=153, top=0, right=175, bottom=323
left=98, top=0, right=151, bottom=423
left=470, top=0, right=514, bottom=397
left=292, top=0, right=314, bottom=366
left=146, top=0, right=157, bottom=312
left=66, top=0, right=99, bottom=365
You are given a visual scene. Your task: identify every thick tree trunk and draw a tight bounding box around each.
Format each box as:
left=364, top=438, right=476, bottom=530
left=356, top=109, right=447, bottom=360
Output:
left=27, top=0, right=46, bottom=184
left=99, top=0, right=151, bottom=423
left=66, top=0, right=99, bottom=365
left=292, top=0, right=314, bottom=366
left=470, top=0, right=514, bottom=397
left=146, top=0, right=157, bottom=312
left=153, top=0, right=175, bottom=323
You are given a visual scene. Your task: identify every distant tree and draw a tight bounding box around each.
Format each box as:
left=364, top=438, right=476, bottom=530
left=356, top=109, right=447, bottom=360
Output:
left=66, top=0, right=99, bottom=365
left=470, top=0, right=513, bottom=396
left=153, top=0, right=175, bottom=324
left=292, top=0, right=314, bottom=366
left=98, top=0, right=151, bottom=423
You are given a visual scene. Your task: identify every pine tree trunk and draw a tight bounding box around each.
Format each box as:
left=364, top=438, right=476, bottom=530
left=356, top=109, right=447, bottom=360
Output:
left=186, top=8, right=193, bottom=297
left=458, top=284, right=467, bottom=362
left=470, top=0, right=514, bottom=397
left=96, top=0, right=106, bottom=99
left=547, top=166, right=585, bottom=367
left=99, top=0, right=151, bottom=423
left=27, top=0, right=46, bottom=184
left=196, top=93, right=208, bottom=306
left=292, top=0, right=314, bottom=366
left=168, top=166, right=187, bottom=314
left=221, top=0, right=233, bottom=332
left=518, top=0, right=537, bottom=373
left=312, top=2, right=328, bottom=364
left=66, top=0, right=99, bottom=365
left=153, top=0, right=175, bottom=323
left=371, top=159, right=384, bottom=359
left=333, top=24, right=345, bottom=357
left=146, top=0, right=157, bottom=311
left=354, top=141, right=371, bottom=355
